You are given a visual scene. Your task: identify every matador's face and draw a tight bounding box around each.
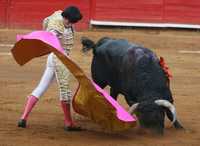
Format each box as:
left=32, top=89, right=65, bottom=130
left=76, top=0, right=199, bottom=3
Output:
left=63, top=17, right=72, bottom=27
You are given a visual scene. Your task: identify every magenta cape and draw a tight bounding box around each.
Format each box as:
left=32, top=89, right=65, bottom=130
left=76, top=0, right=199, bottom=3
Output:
left=11, top=31, right=137, bottom=132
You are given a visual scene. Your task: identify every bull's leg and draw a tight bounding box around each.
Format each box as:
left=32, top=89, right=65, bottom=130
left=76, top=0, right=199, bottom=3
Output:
left=165, top=109, right=184, bottom=129
left=110, top=88, right=119, bottom=100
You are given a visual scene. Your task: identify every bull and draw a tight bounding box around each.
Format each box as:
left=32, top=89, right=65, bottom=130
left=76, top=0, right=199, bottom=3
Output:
left=81, top=37, right=184, bottom=134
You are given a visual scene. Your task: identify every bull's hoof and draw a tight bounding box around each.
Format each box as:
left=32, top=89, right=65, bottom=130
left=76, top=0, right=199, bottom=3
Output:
left=175, top=125, right=185, bottom=130
left=64, top=125, right=82, bottom=131
left=174, top=121, right=184, bottom=130
left=18, top=119, right=26, bottom=128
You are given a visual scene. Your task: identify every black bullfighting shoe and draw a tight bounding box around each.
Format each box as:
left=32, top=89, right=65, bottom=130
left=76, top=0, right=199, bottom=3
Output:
left=18, top=119, right=27, bottom=128
left=64, top=125, right=82, bottom=131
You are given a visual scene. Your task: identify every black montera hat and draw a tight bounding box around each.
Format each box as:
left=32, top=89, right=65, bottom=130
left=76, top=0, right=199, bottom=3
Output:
left=61, top=6, right=82, bottom=23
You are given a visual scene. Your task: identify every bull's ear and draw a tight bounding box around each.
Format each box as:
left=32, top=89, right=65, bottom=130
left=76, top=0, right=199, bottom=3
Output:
left=129, top=103, right=139, bottom=115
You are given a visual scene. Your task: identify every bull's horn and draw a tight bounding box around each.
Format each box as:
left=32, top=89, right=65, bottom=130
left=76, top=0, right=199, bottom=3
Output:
left=155, top=99, right=176, bottom=123
left=128, top=103, right=139, bottom=115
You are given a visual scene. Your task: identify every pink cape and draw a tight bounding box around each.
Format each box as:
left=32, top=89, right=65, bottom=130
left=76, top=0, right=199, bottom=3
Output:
left=11, top=31, right=137, bottom=132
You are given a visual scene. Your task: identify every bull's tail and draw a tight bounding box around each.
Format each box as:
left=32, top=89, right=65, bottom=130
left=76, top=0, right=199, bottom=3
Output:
left=81, top=37, right=96, bottom=54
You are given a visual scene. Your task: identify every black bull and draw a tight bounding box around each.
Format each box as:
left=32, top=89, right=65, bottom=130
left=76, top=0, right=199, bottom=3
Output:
left=81, top=37, right=183, bottom=134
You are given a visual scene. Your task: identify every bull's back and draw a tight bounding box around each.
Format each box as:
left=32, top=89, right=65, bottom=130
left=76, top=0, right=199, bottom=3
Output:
left=92, top=38, right=172, bottom=104
left=92, top=39, right=133, bottom=88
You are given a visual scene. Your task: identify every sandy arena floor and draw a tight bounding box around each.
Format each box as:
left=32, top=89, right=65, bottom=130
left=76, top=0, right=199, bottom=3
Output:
left=0, top=28, right=200, bottom=146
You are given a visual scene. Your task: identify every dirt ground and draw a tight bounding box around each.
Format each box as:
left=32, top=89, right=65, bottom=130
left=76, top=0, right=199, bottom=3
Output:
left=0, top=28, right=200, bottom=146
